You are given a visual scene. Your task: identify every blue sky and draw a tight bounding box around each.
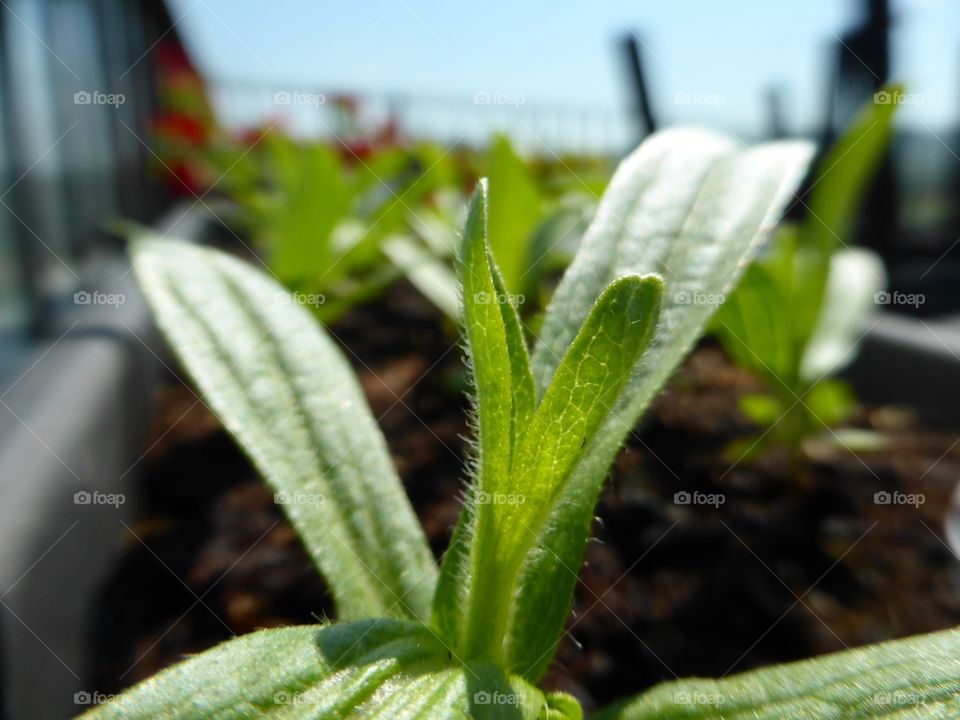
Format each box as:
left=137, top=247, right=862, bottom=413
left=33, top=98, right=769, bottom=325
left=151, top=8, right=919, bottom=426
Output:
left=168, top=0, right=960, bottom=139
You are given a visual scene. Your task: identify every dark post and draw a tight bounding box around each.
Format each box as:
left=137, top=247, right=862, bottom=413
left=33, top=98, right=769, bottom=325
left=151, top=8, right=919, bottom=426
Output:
left=821, top=0, right=896, bottom=255
left=764, top=86, right=788, bottom=139
left=621, top=33, right=657, bottom=145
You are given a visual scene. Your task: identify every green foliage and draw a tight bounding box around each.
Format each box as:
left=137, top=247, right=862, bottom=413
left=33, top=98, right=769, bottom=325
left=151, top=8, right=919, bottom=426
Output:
left=387, top=135, right=598, bottom=322
left=485, top=134, right=545, bottom=296
left=80, top=130, right=960, bottom=720
left=592, top=625, right=960, bottom=719
left=223, top=135, right=464, bottom=322
left=432, top=180, right=662, bottom=678
left=712, top=91, right=898, bottom=459
left=132, top=234, right=436, bottom=622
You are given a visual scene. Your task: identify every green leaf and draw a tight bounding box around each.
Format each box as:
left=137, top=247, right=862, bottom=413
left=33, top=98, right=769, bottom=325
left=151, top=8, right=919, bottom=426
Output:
left=265, top=139, right=350, bottom=286
left=592, top=625, right=960, bottom=720
left=800, top=247, right=885, bottom=381
left=382, top=233, right=461, bottom=320
left=132, top=237, right=436, bottom=623
left=79, top=619, right=553, bottom=719
left=433, top=179, right=537, bottom=655
left=434, top=178, right=663, bottom=677
left=532, top=128, right=812, bottom=418
left=711, top=261, right=798, bottom=386
left=487, top=135, right=544, bottom=295
left=792, top=88, right=898, bottom=342
left=495, top=274, right=661, bottom=678
left=516, top=132, right=810, bottom=672
left=804, top=379, right=857, bottom=427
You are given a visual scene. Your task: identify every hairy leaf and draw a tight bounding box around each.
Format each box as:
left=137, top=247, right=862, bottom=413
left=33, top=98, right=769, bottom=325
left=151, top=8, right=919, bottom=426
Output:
left=80, top=620, right=551, bottom=719
left=593, top=625, right=960, bottom=720
left=132, top=237, right=436, bottom=622
left=522, top=129, right=812, bottom=675
left=499, top=274, right=661, bottom=678
left=434, top=179, right=662, bottom=675
left=433, top=180, right=537, bottom=656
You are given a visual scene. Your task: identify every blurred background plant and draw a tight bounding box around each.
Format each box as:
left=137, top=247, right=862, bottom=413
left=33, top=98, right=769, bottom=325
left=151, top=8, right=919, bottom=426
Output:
left=711, top=92, right=898, bottom=464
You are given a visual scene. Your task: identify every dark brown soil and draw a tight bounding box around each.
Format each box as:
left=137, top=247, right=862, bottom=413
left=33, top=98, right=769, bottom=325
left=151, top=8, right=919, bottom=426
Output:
left=88, top=281, right=960, bottom=713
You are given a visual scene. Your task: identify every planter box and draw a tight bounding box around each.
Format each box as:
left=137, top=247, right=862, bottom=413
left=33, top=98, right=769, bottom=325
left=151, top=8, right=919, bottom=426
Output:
left=0, top=206, right=212, bottom=720
left=845, top=312, right=960, bottom=562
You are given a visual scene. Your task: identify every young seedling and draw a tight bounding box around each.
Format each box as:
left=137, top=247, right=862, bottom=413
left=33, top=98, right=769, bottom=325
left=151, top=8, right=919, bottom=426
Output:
left=81, top=129, right=960, bottom=719
left=712, top=91, right=898, bottom=462
left=385, top=134, right=594, bottom=322
left=222, top=133, right=458, bottom=321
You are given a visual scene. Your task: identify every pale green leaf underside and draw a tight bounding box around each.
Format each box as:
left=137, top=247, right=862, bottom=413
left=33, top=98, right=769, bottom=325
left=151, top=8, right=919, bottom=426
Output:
left=79, top=620, right=549, bottom=719
left=800, top=247, right=886, bottom=381
left=592, top=625, right=960, bottom=720
left=132, top=237, right=436, bottom=622
left=383, top=233, right=461, bottom=320
left=532, top=127, right=813, bottom=509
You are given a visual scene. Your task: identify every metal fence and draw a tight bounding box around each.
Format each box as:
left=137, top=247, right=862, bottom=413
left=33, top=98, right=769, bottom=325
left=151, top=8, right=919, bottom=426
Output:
left=209, top=79, right=634, bottom=157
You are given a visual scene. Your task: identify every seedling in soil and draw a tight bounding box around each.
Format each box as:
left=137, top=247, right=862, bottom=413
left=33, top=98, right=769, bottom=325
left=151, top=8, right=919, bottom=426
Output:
left=81, top=129, right=960, bottom=719
left=712, top=91, right=898, bottom=462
